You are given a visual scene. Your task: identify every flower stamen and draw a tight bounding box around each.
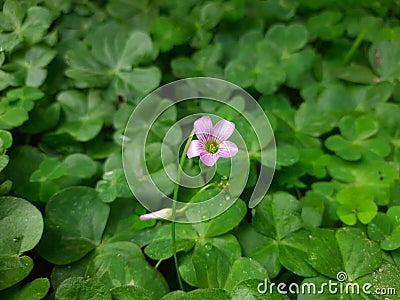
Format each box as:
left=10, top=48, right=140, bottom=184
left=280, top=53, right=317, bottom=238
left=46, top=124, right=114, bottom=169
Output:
left=205, top=140, right=219, bottom=154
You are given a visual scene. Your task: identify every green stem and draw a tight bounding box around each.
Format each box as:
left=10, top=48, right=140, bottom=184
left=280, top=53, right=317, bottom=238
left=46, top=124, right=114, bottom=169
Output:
left=344, top=30, right=366, bottom=65
left=176, top=182, right=217, bottom=214
left=171, top=130, right=194, bottom=291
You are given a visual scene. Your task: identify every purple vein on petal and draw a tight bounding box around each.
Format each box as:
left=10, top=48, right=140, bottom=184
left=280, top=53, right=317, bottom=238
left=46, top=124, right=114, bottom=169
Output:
left=187, top=140, right=205, bottom=158
left=213, top=119, right=235, bottom=142
left=218, top=141, right=238, bottom=158
left=194, top=116, right=213, bottom=142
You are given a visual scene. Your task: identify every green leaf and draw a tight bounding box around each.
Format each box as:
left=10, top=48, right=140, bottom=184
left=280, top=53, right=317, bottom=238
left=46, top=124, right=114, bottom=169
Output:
left=306, top=229, right=344, bottom=279
left=96, top=169, right=131, bottom=203
left=301, top=193, right=325, bottom=228
left=307, top=227, right=382, bottom=280
left=57, top=90, right=114, bottom=142
left=368, top=212, right=391, bottom=243
left=0, top=87, right=44, bottom=130
left=325, top=115, right=389, bottom=161
left=30, top=158, right=66, bottom=182
left=369, top=206, right=400, bottom=250
left=0, top=278, right=50, bottom=300
left=0, top=256, right=33, bottom=291
left=0, top=2, right=54, bottom=52
left=231, top=279, right=290, bottom=299
left=224, top=258, right=267, bottom=291
left=336, top=227, right=381, bottom=279
left=237, top=224, right=281, bottom=279
left=0, top=130, right=12, bottom=150
left=307, top=10, right=344, bottom=41
left=278, top=230, right=317, bottom=277
left=21, top=7, right=54, bottom=45
left=181, top=234, right=241, bottom=288
left=86, top=241, right=169, bottom=298
left=253, top=192, right=303, bottom=240
left=257, top=0, right=298, bottom=20
left=266, top=23, right=308, bottom=55
left=151, top=16, right=189, bottom=52
left=327, top=157, right=399, bottom=205
left=369, top=41, right=400, bottom=80
left=0, top=197, right=43, bottom=255
left=111, top=285, right=154, bottom=300
left=62, top=154, right=97, bottom=179
left=10, top=46, right=57, bottom=87
left=336, top=186, right=378, bottom=225
left=89, top=23, right=154, bottom=68
left=36, top=187, right=110, bottom=264
left=65, top=22, right=160, bottom=98
left=192, top=199, right=246, bottom=238
left=192, top=240, right=231, bottom=288
left=276, top=144, right=299, bottom=167
left=356, top=260, right=400, bottom=299
left=144, top=223, right=197, bottom=260
left=162, top=288, right=230, bottom=300
left=20, top=102, right=60, bottom=134
left=55, top=277, right=112, bottom=300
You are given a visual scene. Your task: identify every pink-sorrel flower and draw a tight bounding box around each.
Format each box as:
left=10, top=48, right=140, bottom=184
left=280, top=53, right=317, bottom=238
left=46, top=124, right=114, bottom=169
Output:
left=187, top=116, right=238, bottom=166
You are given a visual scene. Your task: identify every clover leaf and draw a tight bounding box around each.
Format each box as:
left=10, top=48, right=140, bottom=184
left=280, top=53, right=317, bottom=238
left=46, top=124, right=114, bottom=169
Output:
left=171, top=44, right=223, bottom=78
left=96, top=169, right=131, bottom=203
left=325, top=115, right=390, bottom=161
left=336, top=186, right=378, bottom=225
left=4, top=45, right=56, bottom=87
left=0, top=130, right=12, bottom=172
left=0, top=278, right=50, bottom=300
left=144, top=199, right=246, bottom=288
left=0, top=0, right=54, bottom=52
left=151, top=16, right=190, bottom=52
left=225, top=24, right=314, bottom=94
left=368, top=206, right=400, bottom=250
left=56, top=90, right=114, bottom=142
left=36, top=187, right=110, bottom=264
left=307, top=10, right=344, bottom=41
left=327, top=156, right=399, bottom=205
left=369, top=41, right=400, bottom=81
left=30, top=158, right=65, bottom=182
left=0, top=86, right=43, bottom=130
left=238, top=192, right=316, bottom=279
left=0, top=197, right=44, bottom=290
left=144, top=199, right=246, bottom=261
left=65, top=22, right=160, bottom=99
left=307, top=227, right=382, bottom=280
left=55, top=277, right=112, bottom=300
left=86, top=241, right=169, bottom=298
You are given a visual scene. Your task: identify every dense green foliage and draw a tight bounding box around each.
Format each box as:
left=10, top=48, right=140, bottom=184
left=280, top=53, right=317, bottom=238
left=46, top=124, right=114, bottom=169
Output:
left=0, top=0, right=400, bottom=299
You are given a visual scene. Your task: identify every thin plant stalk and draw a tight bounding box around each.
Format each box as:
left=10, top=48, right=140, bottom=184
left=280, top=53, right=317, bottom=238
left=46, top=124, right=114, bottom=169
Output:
left=171, top=130, right=194, bottom=291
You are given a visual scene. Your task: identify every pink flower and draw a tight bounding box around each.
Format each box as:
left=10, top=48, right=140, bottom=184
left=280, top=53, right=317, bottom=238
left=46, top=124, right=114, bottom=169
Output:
left=187, top=116, right=238, bottom=166
left=139, top=208, right=171, bottom=221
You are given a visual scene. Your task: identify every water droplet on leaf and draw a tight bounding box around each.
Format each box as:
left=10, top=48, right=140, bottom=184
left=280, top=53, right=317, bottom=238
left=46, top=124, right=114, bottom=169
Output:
left=204, top=243, right=212, bottom=251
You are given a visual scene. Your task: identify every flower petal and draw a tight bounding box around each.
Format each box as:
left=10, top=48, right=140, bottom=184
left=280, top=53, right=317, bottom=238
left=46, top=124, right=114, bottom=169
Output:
left=218, top=141, right=238, bottom=158
left=199, top=153, right=219, bottom=166
left=213, top=119, right=235, bottom=141
left=140, top=208, right=171, bottom=221
left=194, top=116, right=213, bottom=142
left=187, top=140, right=205, bottom=158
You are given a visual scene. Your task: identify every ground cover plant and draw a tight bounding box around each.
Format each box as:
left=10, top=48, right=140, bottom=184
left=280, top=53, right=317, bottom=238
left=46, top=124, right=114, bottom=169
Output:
left=0, top=0, right=400, bottom=299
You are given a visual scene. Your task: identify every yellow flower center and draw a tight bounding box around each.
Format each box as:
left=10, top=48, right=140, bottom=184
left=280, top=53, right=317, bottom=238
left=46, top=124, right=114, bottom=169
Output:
left=205, top=140, right=219, bottom=154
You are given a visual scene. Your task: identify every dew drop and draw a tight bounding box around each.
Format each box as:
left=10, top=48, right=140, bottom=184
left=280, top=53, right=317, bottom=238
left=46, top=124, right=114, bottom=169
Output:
left=204, top=243, right=212, bottom=251
left=13, top=236, right=21, bottom=243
